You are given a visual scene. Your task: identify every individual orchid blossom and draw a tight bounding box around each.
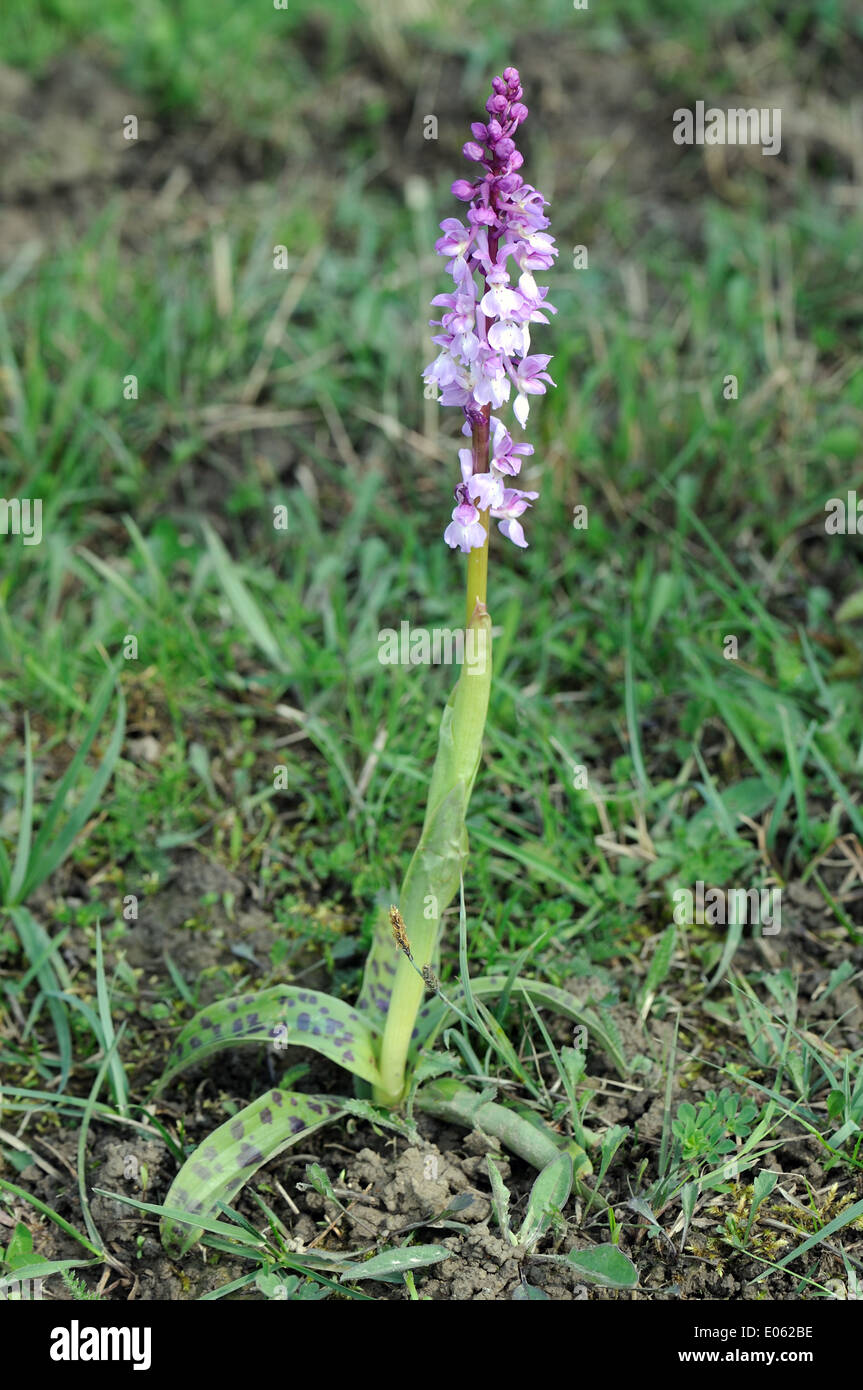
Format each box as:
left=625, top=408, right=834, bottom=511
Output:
left=511, top=353, right=557, bottom=428
left=422, top=66, right=557, bottom=557
left=444, top=490, right=489, bottom=553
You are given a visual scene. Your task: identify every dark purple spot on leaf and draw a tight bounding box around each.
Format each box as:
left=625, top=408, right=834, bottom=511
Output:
left=260, top=1107, right=273, bottom=1125
left=230, top=1120, right=244, bottom=1141
left=239, top=1142, right=264, bottom=1167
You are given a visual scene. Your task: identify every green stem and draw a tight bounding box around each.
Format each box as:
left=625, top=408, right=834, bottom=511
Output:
left=373, top=426, right=493, bottom=1106
left=372, top=609, right=491, bottom=1105
left=466, top=409, right=490, bottom=623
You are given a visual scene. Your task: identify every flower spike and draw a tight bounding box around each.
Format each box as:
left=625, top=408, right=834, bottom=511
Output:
left=422, top=67, right=557, bottom=551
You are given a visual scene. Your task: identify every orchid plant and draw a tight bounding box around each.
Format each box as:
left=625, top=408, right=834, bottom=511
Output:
left=154, top=69, right=628, bottom=1264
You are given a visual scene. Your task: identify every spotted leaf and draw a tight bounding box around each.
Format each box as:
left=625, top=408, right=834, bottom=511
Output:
left=160, top=1089, right=349, bottom=1254
left=155, top=985, right=382, bottom=1093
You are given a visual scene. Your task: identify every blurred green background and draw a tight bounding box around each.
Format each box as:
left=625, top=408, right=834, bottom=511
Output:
left=1, top=0, right=862, bottom=992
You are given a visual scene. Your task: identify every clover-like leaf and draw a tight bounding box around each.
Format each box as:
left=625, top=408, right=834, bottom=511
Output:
left=565, top=1244, right=638, bottom=1289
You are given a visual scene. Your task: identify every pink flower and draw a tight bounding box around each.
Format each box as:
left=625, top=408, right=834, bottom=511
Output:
left=491, top=487, right=540, bottom=548
left=510, top=355, right=556, bottom=427
left=444, top=494, right=487, bottom=552
left=422, top=68, right=556, bottom=550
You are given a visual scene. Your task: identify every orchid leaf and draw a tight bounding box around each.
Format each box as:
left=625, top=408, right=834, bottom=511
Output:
left=161, top=1090, right=349, bottom=1254
left=417, top=1078, right=592, bottom=1176
left=155, top=985, right=383, bottom=1093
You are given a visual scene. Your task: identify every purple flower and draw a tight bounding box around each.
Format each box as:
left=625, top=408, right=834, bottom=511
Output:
left=491, top=487, right=540, bottom=549
left=510, top=354, right=556, bottom=428
left=444, top=490, right=488, bottom=553
left=489, top=416, right=533, bottom=476
left=422, top=68, right=556, bottom=551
